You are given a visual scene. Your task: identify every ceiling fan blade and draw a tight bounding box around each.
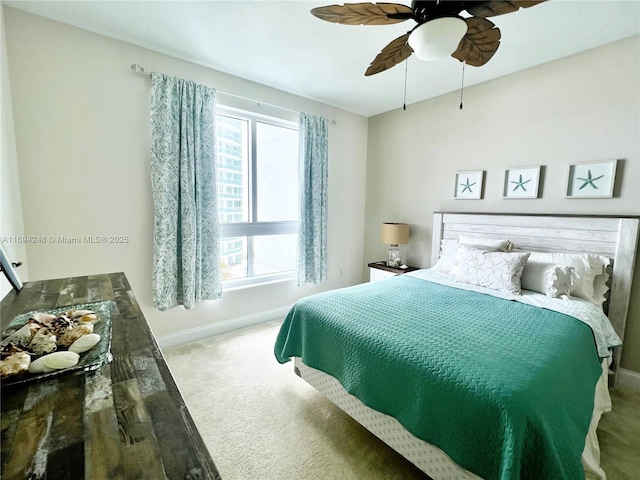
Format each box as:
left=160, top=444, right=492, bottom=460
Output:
left=451, top=17, right=501, bottom=67
left=465, top=1, right=547, bottom=18
left=365, top=33, right=413, bottom=76
left=311, top=3, right=414, bottom=25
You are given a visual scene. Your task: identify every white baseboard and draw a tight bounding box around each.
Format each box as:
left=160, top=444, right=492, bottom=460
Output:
left=157, top=305, right=291, bottom=349
left=617, top=368, right=640, bottom=390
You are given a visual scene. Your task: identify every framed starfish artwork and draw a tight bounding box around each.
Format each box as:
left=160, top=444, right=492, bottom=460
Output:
left=454, top=170, right=484, bottom=200
left=503, top=166, right=541, bottom=199
left=566, top=160, right=618, bottom=198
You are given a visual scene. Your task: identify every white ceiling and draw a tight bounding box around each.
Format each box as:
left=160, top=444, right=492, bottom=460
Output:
left=4, top=1, right=640, bottom=117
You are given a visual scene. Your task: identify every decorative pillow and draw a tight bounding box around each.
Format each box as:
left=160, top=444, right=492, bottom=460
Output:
left=546, top=265, right=577, bottom=298
left=522, top=261, right=576, bottom=298
left=457, top=236, right=514, bottom=252
left=525, top=252, right=610, bottom=306
left=454, top=247, right=530, bottom=295
left=432, top=238, right=458, bottom=273
left=521, top=261, right=576, bottom=297
left=450, top=236, right=515, bottom=276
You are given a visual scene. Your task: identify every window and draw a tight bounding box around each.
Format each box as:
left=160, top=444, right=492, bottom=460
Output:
left=216, top=108, right=298, bottom=287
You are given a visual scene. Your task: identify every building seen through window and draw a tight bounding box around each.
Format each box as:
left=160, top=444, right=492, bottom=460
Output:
left=216, top=109, right=298, bottom=285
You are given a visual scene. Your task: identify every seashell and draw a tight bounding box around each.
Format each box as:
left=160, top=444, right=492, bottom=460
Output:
left=0, top=352, right=31, bottom=378
left=30, top=313, right=56, bottom=325
left=66, top=309, right=95, bottom=319
left=57, top=323, right=93, bottom=347
left=31, top=351, right=79, bottom=373
left=28, top=355, right=48, bottom=374
left=1, top=342, right=27, bottom=359
left=77, top=314, right=99, bottom=324
left=69, top=334, right=100, bottom=354
left=42, top=351, right=79, bottom=372
left=0, top=322, right=37, bottom=349
left=25, top=319, right=43, bottom=335
left=48, top=315, right=73, bottom=338
left=28, top=328, right=57, bottom=356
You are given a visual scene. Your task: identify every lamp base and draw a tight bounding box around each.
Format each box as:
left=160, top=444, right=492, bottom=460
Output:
left=386, top=245, right=401, bottom=267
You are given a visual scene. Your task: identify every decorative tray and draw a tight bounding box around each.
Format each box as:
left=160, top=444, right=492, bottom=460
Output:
left=0, top=300, right=113, bottom=388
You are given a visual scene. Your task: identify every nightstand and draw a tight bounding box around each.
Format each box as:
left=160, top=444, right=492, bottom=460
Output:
left=368, top=261, right=420, bottom=282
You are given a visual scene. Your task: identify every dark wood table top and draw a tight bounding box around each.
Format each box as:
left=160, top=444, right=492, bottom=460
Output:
left=1, top=272, right=221, bottom=480
left=367, top=261, right=420, bottom=274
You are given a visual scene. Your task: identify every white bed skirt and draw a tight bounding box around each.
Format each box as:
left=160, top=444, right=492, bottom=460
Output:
left=294, top=357, right=611, bottom=480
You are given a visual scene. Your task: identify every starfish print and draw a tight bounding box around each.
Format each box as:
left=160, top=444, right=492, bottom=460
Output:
left=511, top=174, right=531, bottom=192
left=577, top=169, right=605, bottom=190
left=460, top=178, right=476, bottom=193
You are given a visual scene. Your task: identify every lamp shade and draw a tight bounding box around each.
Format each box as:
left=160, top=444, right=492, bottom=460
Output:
left=381, top=223, right=410, bottom=245
left=408, top=17, right=468, bottom=61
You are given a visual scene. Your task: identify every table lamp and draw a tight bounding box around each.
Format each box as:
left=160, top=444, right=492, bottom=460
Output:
left=381, top=222, right=409, bottom=267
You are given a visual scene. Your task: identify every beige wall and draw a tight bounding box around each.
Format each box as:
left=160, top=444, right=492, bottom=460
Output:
left=365, top=36, right=640, bottom=372
left=3, top=7, right=368, bottom=339
left=0, top=6, right=29, bottom=297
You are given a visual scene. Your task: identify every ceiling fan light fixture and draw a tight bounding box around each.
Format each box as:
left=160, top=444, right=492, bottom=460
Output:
left=408, top=17, right=468, bottom=61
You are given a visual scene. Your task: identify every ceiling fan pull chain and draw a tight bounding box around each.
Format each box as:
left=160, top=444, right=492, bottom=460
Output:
left=403, top=59, right=408, bottom=111
left=459, top=61, right=466, bottom=110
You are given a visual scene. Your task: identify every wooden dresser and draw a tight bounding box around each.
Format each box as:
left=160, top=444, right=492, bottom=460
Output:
left=1, top=272, right=221, bottom=480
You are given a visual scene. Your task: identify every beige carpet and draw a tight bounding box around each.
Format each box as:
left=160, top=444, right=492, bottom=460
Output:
left=163, top=320, right=640, bottom=480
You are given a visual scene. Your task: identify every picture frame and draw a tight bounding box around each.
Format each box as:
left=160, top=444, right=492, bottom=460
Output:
left=454, top=170, right=484, bottom=200
left=566, top=160, right=617, bottom=199
left=502, top=166, right=541, bottom=199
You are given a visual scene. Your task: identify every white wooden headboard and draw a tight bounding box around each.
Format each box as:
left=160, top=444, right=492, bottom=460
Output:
left=432, top=212, right=640, bottom=385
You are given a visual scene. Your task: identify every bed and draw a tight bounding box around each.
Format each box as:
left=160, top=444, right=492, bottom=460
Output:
left=274, top=212, right=639, bottom=480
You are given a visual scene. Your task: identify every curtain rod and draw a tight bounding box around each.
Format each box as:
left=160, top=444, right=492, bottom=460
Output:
left=130, top=63, right=336, bottom=124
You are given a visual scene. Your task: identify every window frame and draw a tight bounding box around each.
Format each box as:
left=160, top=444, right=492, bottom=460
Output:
left=216, top=106, right=299, bottom=289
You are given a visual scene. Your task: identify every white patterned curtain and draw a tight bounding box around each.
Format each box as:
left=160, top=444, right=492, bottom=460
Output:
left=150, top=73, right=221, bottom=309
left=297, top=112, right=329, bottom=286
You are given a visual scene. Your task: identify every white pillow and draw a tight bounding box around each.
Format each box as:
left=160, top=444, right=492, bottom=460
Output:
left=450, top=236, right=515, bottom=276
left=454, top=247, right=530, bottom=295
left=593, top=270, right=611, bottom=306
left=432, top=239, right=458, bottom=274
left=525, top=252, right=610, bottom=306
left=457, top=236, right=514, bottom=252
left=521, top=261, right=576, bottom=298
left=546, top=265, right=577, bottom=298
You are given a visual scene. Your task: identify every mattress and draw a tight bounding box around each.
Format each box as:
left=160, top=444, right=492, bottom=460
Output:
left=274, top=271, right=619, bottom=479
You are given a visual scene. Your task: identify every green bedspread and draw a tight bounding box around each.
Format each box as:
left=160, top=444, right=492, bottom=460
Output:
left=274, top=275, right=603, bottom=480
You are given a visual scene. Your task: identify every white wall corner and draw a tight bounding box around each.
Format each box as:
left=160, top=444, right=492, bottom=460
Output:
left=617, top=368, right=640, bottom=391
left=1, top=5, right=30, bottom=297
left=156, top=305, right=291, bottom=349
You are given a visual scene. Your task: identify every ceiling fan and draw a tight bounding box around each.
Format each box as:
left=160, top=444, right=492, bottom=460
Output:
left=311, top=1, right=547, bottom=76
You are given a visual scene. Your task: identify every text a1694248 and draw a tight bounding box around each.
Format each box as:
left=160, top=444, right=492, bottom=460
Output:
left=1, top=235, right=129, bottom=244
